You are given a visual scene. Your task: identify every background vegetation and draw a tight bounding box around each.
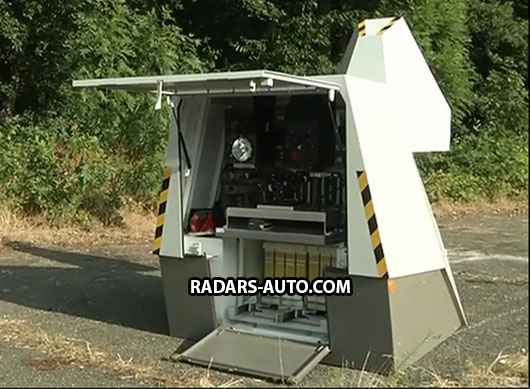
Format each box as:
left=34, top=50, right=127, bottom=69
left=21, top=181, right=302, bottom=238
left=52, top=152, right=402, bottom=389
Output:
left=0, top=0, right=528, bottom=226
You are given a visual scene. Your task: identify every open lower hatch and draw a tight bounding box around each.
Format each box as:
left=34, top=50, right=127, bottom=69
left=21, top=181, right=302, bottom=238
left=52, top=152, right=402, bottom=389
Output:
left=177, top=327, right=330, bottom=383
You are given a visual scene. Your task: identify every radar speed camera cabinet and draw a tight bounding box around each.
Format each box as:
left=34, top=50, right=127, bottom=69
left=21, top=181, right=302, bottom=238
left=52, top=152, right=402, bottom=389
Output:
left=73, top=17, right=466, bottom=382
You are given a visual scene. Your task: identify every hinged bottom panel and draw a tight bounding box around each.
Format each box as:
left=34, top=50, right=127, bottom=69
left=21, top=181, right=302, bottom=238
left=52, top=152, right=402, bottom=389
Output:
left=178, top=327, right=330, bottom=382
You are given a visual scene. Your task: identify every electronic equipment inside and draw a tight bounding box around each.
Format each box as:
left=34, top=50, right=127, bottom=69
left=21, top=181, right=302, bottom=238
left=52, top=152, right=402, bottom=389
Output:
left=185, top=93, right=347, bottom=343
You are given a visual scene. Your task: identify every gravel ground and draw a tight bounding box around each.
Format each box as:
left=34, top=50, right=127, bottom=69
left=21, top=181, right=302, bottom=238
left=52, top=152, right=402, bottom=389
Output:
left=0, top=341, right=142, bottom=387
left=0, top=211, right=527, bottom=386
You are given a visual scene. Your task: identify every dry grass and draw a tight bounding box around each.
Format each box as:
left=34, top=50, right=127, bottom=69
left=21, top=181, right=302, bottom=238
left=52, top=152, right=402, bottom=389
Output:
left=0, top=316, right=527, bottom=387
left=1, top=197, right=526, bottom=250
left=350, top=352, right=529, bottom=387
left=432, top=197, right=528, bottom=218
left=0, top=205, right=156, bottom=250
left=432, top=351, right=528, bottom=387
left=294, top=351, right=529, bottom=387
left=0, top=318, right=240, bottom=387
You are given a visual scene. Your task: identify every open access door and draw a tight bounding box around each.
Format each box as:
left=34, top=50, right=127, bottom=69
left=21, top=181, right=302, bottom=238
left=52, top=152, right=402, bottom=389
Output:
left=178, top=327, right=330, bottom=383
left=73, top=70, right=340, bottom=259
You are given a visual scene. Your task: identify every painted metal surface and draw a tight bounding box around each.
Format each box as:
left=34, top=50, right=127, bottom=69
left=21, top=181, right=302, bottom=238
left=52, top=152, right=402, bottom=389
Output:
left=72, top=69, right=340, bottom=96
left=178, top=327, right=330, bottom=383
left=346, top=76, right=448, bottom=279
left=345, top=17, right=451, bottom=152
left=324, top=268, right=465, bottom=372
left=159, top=256, right=217, bottom=340
left=389, top=269, right=463, bottom=369
left=157, top=100, right=185, bottom=258
left=324, top=269, right=394, bottom=371
left=178, top=96, right=212, bottom=225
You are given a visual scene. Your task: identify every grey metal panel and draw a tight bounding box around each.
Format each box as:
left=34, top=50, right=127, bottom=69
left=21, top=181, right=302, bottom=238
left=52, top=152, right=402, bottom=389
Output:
left=218, top=228, right=339, bottom=245
left=230, top=315, right=328, bottom=344
left=324, top=269, right=394, bottom=373
left=179, top=327, right=330, bottom=383
left=185, top=103, right=225, bottom=213
left=179, top=96, right=210, bottom=225
left=159, top=256, right=217, bottom=340
left=227, top=207, right=328, bottom=222
left=239, top=239, right=264, bottom=279
left=209, top=238, right=239, bottom=325
left=389, top=269, right=464, bottom=369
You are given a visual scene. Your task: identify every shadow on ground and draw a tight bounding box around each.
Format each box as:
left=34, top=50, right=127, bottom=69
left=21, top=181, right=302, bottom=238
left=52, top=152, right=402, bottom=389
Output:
left=0, top=241, right=169, bottom=335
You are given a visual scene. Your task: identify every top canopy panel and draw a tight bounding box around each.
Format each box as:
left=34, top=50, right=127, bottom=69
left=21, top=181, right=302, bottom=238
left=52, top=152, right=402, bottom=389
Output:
left=73, top=70, right=340, bottom=96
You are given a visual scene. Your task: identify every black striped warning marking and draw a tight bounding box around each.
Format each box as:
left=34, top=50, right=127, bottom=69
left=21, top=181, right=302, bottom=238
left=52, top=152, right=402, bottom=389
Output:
left=358, top=20, right=367, bottom=37
left=153, top=166, right=171, bottom=255
left=357, top=170, right=388, bottom=278
left=377, top=16, right=400, bottom=35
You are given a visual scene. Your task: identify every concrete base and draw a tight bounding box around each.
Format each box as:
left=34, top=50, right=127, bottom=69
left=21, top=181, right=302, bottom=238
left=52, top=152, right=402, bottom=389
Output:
left=325, top=268, right=464, bottom=373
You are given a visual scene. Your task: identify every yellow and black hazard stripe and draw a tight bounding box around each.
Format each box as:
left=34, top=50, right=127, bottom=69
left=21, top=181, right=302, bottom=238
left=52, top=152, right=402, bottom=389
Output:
left=357, top=170, right=388, bottom=278
left=358, top=20, right=367, bottom=37
left=153, top=166, right=171, bottom=255
left=377, top=16, right=400, bottom=35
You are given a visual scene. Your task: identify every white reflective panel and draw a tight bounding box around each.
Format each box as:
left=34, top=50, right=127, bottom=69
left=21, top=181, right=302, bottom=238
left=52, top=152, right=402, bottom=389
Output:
left=348, top=76, right=445, bottom=277
left=381, top=18, right=451, bottom=152
left=339, top=18, right=451, bottom=152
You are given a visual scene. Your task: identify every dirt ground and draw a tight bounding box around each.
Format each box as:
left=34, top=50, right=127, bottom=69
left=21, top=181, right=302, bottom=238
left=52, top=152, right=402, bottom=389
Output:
left=0, top=209, right=528, bottom=387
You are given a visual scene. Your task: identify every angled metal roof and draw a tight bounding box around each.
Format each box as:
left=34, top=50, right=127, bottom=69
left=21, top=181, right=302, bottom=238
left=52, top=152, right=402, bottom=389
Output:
left=73, top=69, right=340, bottom=96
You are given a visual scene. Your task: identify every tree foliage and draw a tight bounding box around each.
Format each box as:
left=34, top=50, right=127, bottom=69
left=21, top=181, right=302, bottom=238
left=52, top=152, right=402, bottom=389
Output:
left=0, top=0, right=206, bottom=225
left=0, top=0, right=528, bottom=224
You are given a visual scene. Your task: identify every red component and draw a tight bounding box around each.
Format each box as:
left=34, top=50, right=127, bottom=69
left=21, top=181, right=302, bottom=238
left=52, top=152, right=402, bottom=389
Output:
left=202, top=212, right=215, bottom=232
left=190, top=213, right=203, bottom=232
left=190, top=211, right=215, bottom=234
left=291, top=149, right=302, bottom=162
